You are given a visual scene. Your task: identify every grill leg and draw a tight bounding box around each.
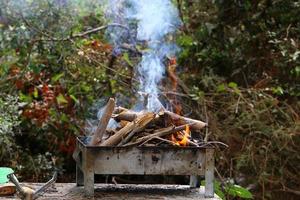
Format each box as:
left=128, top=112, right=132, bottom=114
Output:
left=205, top=148, right=214, bottom=198
left=76, top=165, right=84, bottom=186
left=189, top=175, right=199, bottom=188
left=83, top=149, right=94, bottom=196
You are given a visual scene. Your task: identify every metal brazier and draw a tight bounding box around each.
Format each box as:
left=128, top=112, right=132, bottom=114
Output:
left=73, top=137, right=214, bottom=197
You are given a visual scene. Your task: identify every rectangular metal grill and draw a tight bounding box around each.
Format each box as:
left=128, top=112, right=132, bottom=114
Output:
left=73, top=137, right=215, bottom=198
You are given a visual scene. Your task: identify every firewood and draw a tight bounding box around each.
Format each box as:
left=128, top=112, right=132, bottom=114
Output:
left=118, top=112, right=157, bottom=146
left=101, top=112, right=155, bottom=146
left=139, top=136, right=178, bottom=146
left=119, top=120, right=129, bottom=128
left=144, top=128, right=154, bottom=132
left=90, top=98, right=116, bottom=145
left=139, top=124, right=191, bottom=141
left=89, top=102, right=208, bottom=147
left=100, top=121, right=135, bottom=146
left=113, top=110, right=139, bottom=121
left=122, top=123, right=193, bottom=147
left=113, top=106, right=128, bottom=114
left=164, top=111, right=207, bottom=130
left=113, top=108, right=164, bottom=124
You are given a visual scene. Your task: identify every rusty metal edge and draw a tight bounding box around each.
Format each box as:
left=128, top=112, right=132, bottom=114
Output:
left=77, top=136, right=214, bottom=150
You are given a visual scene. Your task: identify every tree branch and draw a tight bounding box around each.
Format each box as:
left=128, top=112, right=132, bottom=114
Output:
left=32, top=23, right=130, bottom=42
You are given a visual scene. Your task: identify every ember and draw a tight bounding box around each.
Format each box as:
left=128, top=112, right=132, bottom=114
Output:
left=171, top=124, right=190, bottom=146
left=89, top=98, right=207, bottom=147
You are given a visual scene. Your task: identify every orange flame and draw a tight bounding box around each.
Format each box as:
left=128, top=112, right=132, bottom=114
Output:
left=171, top=125, right=190, bottom=146
left=171, top=134, right=179, bottom=146
left=179, top=125, right=190, bottom=146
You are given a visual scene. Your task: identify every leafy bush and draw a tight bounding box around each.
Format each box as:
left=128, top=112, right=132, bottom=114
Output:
left=0, top=0, right=132, bottom=181
left=0, top=94, right=20, bottom=162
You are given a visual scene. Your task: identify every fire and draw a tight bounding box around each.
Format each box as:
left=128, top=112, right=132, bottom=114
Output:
left=179, top=125, right=190, bottom=146
left=171, top=125, right=190, bottom=146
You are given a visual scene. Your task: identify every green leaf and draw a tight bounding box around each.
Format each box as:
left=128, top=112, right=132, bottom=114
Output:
left=292, top=51, right=300, bottom=61
left=56, top=93, right=68, bottom=105
left=123, top=52, right=133, bottom=66
left=60, top=113, right=69, bottom=122
left=217, top=84, right=226, bottom=92
left=228, top=82, right=238, bottom=89
left=51, top=73, right=64, bottom=82
left=201, top=180, right=225, bottom=200
left=70, top=94, right=79, bottom=104
left=81, top=83, right=91, bottom=92
left=19, top=92, right=32, bottom=103
left=179, top=48, right=190, bottom=59
left=33, top=87, right=39, bottom=98
left=28, top=64, right=44, bottom=74
left=0, top=167, right=14, bottom=184
left=177, top=35, right=194, bottom=46
left=68, top=85, right=76, bottom=94
left=272, top=86, right=284, bottom=95
left=225, top=184, right=253, bottom=199
left=291, top=66, right=300, bottom=76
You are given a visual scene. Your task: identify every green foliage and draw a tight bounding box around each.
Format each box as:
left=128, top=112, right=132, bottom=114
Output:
left=177, top=3, right=300, bottom=197
left=177, top=0, right=300, bottom=97
left=190, top=84, right=300, bottom=200
left=122, top=52, right=133, bottom=67
left=201, top=180, right=253, bottom=200
left=0, top=94, right=56, bottom=181
left=225, top=184, right=253, bottom=199
left=0, top=0, right=134, bottom=181
left=0, top=95, right=20, bottom=161
left=0, top=95, right=19, bottom=131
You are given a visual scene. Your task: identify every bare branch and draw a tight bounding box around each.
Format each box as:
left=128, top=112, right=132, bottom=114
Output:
left=32, top=23, right=130, bottom=42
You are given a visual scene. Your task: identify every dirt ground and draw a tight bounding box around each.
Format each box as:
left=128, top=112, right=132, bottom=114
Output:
left=1, top=183, right=220, bottom=200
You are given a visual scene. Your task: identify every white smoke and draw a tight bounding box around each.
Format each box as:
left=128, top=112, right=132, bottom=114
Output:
left=105, top=0, right=181, bottom=112
left=126, top=0, right=180, bottom=41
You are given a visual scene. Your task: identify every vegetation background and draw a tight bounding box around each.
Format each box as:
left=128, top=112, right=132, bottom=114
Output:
left=0, top=0, right=299, bottom=199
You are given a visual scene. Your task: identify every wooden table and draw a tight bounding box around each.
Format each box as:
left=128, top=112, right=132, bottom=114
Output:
left=1, top=183, right=220, bottom=200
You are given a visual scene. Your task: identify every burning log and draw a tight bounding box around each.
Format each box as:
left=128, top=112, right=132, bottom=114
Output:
left=112, top=110, right=206, bottom=131
left=164, top=111, right=207, bottom=131
left=123, top=124, right=191, bottom=147
left=90, top=98, right=116, bottom=145
left=88, top=101, right=208, bottom=147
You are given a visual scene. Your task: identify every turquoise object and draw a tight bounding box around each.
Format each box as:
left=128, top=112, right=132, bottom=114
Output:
left=0, top=167, right=14, bottom=184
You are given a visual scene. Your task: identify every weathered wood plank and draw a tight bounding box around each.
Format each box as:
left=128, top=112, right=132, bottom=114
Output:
left=0, top=183, right=221, bottom=200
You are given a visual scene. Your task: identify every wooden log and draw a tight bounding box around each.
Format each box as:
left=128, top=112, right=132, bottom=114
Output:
left=117, top=113, right=167, bottom=146
left=90, top=98, right=116, bottom=145
left=113, top=106, right=164, bottom=121
left=113, top=106, right=128, bottom=114
left=138, top=124, right=191, bottom=142
left=113, top=110, right=164, bottom=129
left=140, top=136, right=178, bottom=146
left=113, top=110, right=139, bottom=121
left=164, top=111, right=207, bottom=130
left=118, top=113, right=158, bottom=146
left=119, top=120, right=130, bottom=128
left=101, top=112, right=155, bottom=146
left=122, top=123, right=193, bottom=147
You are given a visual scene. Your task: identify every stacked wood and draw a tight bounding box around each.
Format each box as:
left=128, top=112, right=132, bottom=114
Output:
left=89, top=98, right=207, bottom=147
left=90, top=98, right=116, bottom=145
